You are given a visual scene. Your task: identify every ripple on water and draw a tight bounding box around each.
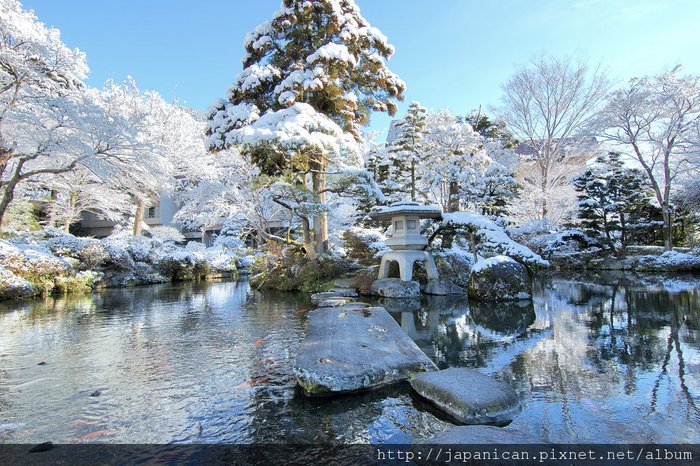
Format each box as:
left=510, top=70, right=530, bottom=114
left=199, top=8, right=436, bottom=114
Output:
left=1, top=277, right=699, bottom=444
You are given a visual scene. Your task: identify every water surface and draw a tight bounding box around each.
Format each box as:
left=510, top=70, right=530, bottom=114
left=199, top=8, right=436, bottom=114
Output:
left=0, top=275, right=698, bottom=444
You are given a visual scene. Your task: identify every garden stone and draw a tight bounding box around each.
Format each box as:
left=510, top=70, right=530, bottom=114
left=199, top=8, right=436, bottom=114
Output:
left=370, top=278, right=420, bottom=298
left=318, top=298, right=352, bottom=307
left=294, top=305, right=437, bottom=396
left=468, top=256, right=532, bottom=301
left=423, top=278, right=463, bottom=296
left=410, top=367, right=521, bottom=425
left=310, top=289, right=358, bottom=303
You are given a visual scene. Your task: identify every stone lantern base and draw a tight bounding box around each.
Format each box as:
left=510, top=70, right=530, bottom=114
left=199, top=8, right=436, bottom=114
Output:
left=377, top=250, right=439, bottom=282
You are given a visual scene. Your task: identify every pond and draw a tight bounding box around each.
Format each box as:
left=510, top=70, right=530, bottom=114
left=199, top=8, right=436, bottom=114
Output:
left=0, top=274, right=699, bottom=445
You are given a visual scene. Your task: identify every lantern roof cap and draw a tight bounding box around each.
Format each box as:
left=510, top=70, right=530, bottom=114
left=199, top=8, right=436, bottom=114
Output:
left=369, top=201, right=443, bottom=220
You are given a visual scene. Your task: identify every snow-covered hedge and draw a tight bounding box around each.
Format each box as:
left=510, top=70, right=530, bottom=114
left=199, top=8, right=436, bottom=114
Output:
left=438, top=212, right=548, bottom=268
left=635, top=251, right=700, bottom=272
left=0, top=229, right=251, bottom=300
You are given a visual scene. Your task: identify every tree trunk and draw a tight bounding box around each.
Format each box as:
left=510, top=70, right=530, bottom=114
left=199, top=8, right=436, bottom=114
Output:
left=311, top=169, right=328, bottom=255
left=301, top=217, right=316, bottom=260
left=47, top=189, right=59, bottom=228
left=470, top=232, right=479, bottom=264
left=448, top=181, right=459, bottom=213
left=63, top=190, right=78, bottom=233
left=0, top=173, right=20, bottom=229
left=410, top=161, right=416, bottom=201
left=619, top=214, right=627, bottom=259
left=662, top=204, right=673, bottom=251
left=133, top=198, right=146, bottom=236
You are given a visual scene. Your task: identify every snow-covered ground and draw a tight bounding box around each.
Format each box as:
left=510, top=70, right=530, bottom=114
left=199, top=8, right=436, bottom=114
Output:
left=0, top=228, right=252, bottom=300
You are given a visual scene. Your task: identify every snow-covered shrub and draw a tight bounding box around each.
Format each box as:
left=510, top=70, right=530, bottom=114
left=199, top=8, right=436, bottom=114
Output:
left=0, top=240, right=70, bottom=293
left=155, top=249, right=208, bottom=281
left=341, top=226, right=390, bottom=265
left=54, top=270, right=102, bottom=294
left=0, top=266, right=37, bottom=299
left=203, top=245, right=240, bottom=275
left=436, top=212, right=548, bottom=268
left=148, top=226, right=185, bottom=243
left=508, top=220, right=558, bottom=254
left=636, top=251, right=700, bottom=272
left=541, top=229, right=602, bottom=256
left=103, top=244, right=136, bottom=271
left=47, top=235, right=109, bottom=269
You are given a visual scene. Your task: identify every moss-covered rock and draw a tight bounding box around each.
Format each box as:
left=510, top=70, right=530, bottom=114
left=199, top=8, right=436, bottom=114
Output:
left=468, top=255, right=532, bottom=301
left=0, top=266, right=37, bottom=300
left=0, top=239, right=71, bottom=295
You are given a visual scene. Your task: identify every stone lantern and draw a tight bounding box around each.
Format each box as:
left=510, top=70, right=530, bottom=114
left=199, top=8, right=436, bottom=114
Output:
left=370, top=201, right=442, bottom=282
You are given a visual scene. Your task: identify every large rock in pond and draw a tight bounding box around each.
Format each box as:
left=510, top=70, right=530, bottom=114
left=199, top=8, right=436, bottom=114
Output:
left=468, top=256, right=531, bottom=301
left=294, top=305, right=437, bottom=396
left=370, top=278, right=420, bottom=298
left=423, top=278, right=463, bottom=296
left=410, top=368, right=521, bottom=425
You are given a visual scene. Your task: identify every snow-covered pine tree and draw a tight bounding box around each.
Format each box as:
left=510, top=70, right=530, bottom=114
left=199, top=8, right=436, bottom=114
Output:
left=386, top=101, right=428, bottom=202
left=573, top=152, right=649, bottom=256
left=206, top=0, right=405, bottom=257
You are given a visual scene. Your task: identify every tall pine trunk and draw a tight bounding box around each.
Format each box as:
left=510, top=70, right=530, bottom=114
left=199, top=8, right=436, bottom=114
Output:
left=311, top=167, right=328, bottom=256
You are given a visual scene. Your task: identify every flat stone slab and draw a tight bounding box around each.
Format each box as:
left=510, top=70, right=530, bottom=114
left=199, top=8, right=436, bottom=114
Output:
left=317, top=298, right=351, bottom=307
left=315, top=302, right=369, bottom=312
left=310, top=290, right=358, bottom=303
left=294, top=306, right=437, bottom=396
left=410, top=368, right=521, bottom=425
left=420, top=425, right=542, bottom=444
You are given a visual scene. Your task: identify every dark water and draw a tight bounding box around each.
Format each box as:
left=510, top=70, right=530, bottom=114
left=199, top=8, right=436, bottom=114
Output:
left=0, top=275, right=698, bottom=444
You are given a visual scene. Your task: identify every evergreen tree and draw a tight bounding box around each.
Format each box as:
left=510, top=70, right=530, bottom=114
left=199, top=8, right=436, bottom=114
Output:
left=206, top=0, right=404, bottom=257
left=386, top=101, right=428, bottom=202
left=573, top=152, right=650, bottom=256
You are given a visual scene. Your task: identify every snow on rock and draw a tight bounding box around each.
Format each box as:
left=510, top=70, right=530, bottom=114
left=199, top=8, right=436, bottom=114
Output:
left=471, top=255, right=512, bottom=274
left=441, top=212, right=547, bottom=268
left=0, top=266, right=37, bottom=300
left=468, top=255, right=532, bottom=302
left=635, top=251, right=700, bottom=272
left=0, top=239, right=71, bottom=296
left=433, top=246, right=475, bottom=288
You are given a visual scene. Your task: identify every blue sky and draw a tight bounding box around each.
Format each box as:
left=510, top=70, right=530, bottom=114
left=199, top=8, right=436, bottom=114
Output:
left=21, top=0, right=700, bottom=136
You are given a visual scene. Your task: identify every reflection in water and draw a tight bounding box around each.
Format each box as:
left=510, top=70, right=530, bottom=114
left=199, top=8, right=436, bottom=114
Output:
left=0, top=274, right=698, bottom=444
